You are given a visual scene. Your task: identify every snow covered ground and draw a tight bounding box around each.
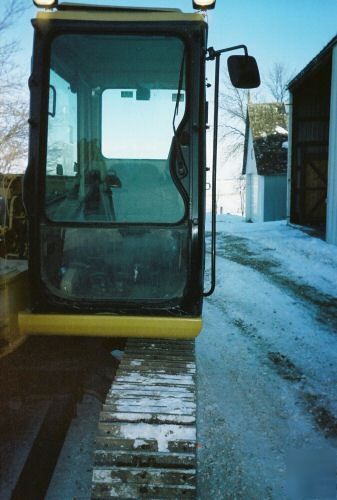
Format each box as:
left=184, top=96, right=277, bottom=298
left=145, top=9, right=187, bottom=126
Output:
left=198, top=215, right=337, bottom=499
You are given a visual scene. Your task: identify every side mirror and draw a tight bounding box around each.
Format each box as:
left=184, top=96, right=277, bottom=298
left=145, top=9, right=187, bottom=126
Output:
left=227, top=55, right=260, bottom=89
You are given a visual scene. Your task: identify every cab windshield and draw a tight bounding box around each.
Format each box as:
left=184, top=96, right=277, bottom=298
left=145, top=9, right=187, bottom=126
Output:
left=41, top=34, right=190, bottom=304
left=45, top=34, right=187, bottom=224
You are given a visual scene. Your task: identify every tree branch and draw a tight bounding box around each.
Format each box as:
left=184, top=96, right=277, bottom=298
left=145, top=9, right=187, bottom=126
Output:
left=0, top=0, right=29, bottom=173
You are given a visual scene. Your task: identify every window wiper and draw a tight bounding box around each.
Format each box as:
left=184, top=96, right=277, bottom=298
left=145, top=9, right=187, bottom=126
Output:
left=172, top=52, right=188, bottom=177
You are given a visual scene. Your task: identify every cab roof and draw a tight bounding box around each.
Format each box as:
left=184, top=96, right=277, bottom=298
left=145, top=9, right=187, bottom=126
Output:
left=36, top=2, right=205, bottom=23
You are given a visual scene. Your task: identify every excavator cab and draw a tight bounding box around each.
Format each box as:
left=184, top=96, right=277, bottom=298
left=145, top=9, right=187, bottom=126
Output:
left=18, top=1, right=259, bottom=340
left=24, top=4, right=208, bottom=328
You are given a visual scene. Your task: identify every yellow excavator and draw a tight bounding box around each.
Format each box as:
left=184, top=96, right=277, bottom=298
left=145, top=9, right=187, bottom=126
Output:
left=0, top=0, right=259, bottom=496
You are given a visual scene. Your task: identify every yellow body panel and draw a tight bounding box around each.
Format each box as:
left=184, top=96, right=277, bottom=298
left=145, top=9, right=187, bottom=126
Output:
left=18, top=312, right=202, bottom=339
left=36, top=9, right=205, bottom=24
left=0, top=260, right=29, bottom=358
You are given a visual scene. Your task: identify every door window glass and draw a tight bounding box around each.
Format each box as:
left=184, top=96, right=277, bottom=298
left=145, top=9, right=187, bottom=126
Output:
left=45, top=35, right=187, bottom=224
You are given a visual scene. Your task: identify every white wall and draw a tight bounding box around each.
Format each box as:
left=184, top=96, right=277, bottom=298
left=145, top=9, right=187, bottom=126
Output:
left=246, top=174, right=264, bottom=222
left=326, top=44, right=337, bottom=246
left=244, top=127, right=265, bottom=222
left=245, top=128, right=257, bottom=175
left=246, top=173, right=253, bottom=220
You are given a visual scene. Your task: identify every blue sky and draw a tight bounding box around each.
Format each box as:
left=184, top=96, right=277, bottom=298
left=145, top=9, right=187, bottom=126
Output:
left=8, top=0, right=337, bottom=92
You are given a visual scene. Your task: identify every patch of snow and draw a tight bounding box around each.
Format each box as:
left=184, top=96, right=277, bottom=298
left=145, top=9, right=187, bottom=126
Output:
left=130, top=360, right=141, bottom=367
left=120, top=423, right=196, bottom=453
left=115, top=395, right=195, bottom=414
left=117, top=372, right=194, bottom=385
left=92, top=469, right=111, bottom=484
left=275, top=125, right=288, bottom=135
left=133, top=439, right=148, bottom=448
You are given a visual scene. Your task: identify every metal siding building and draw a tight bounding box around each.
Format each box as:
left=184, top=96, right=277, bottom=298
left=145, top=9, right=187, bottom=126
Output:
left=288, top=36, right=337, bottom=245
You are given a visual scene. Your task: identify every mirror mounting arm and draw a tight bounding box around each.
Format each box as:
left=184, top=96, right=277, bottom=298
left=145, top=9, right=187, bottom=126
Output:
left=206, top=44, right=248, bottom=61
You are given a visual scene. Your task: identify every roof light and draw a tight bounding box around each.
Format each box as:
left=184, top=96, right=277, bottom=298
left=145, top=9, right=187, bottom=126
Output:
left=33, top=0, right=58, bottom=8
left=193, top=0, right=216, bottom=10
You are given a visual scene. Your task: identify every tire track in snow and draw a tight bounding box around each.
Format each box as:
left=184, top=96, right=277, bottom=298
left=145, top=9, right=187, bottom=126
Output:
left=197, top=294, right=337, bottom=499
left=214, top=234, right=337, bottom=331
left=197, top=304, right=286, bottom=499
left=206, top=238, right=337, bottom=443
left=196, top=300, right=334, bottom=499
left=210, top=296, right=337, bottom=441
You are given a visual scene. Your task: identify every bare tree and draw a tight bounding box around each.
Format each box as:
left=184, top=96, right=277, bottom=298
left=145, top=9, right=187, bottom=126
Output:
left=219, top=62, right=293, bottom=160
left=219, top=81, right=248, bottom=160
left=0, top=0, right=30, bottom=174
left=265, top=62, right=294, bottom=104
